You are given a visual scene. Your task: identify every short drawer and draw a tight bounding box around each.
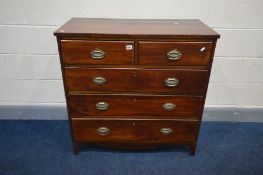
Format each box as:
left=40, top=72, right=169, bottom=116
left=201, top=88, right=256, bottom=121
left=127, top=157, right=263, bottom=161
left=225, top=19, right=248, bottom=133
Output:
left=69, top=94, right=203, bottom=119
left=72, top=119, right=199, bottom=142
left=139, top=42, right=213, bottom=66
left=65, top=68, right=209, bottom=95
left=61, top=40, right=134, bottom=65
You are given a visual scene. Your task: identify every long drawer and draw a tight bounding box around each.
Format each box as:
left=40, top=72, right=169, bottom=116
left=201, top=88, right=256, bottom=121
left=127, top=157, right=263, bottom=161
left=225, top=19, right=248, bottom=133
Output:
left=72, top=119, right=199, bottom=142
left=65, top=68, right=209, bottom=95
left=139, top=41, right=213, bottom=66
left=61, top=40, right=134, bottom=65
left=68, top=94, right=203, bottom=119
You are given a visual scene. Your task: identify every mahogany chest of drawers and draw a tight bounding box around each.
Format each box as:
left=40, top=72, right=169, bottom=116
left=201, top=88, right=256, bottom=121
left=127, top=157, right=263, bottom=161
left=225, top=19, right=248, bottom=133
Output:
left=54, top=18, right=220, bottom=155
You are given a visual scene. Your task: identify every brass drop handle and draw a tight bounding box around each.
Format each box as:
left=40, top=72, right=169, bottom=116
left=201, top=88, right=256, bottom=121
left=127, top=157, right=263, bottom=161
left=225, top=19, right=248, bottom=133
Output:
left=97, top=127, right=110, bottom=136
left=90, top=49, right=105, bottom=59
left=160, top=128, right=173, bottom=135
left=96, top=102, right=109, bottom=111
left=163, top=103, right=176, bottom=111
left=164, top=77, right=179, bottom=87
left=167, top=49, right=182, bottom=60
left=92, top=76, right=106, bottom=85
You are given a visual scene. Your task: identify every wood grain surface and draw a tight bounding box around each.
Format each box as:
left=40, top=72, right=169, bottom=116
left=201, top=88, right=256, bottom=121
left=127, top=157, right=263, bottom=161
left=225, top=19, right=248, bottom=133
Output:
left=65, top=68, right=209, bottom=95
left=72, top=119, right=199, bottom=143
left=61, top=40, right=134, bottom=65
left=68, top=94, right=204, bottom=118
left=139, top=41, right=212, bottom=66
left=54, top=18, right=220, bottom=39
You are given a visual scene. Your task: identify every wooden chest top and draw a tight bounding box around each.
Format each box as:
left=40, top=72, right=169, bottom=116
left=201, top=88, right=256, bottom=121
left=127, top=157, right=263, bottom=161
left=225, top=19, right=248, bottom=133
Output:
left=54, top=18, right=220, bottom=39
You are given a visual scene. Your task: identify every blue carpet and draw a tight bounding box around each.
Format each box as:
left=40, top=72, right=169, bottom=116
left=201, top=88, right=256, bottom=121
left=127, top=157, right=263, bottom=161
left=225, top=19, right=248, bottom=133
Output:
left=0, top=120, right=262, bottom=175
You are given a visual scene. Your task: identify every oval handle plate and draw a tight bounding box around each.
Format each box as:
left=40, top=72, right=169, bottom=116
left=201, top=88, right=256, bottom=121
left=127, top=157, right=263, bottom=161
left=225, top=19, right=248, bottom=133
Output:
left=96, top=102, right=109, bottom=111
left=160, top=128, right=173, bottom=135
left=97, top=127, right=110, bottom=136
left=90, top=49, right=105, bottom=59
left=167, top=49, right=182, bottom=60
left=164, top=77, right=179, bottom=87
left=92, top=76, right=106, bottom=85
left=163, top=103, right=176, bottom=111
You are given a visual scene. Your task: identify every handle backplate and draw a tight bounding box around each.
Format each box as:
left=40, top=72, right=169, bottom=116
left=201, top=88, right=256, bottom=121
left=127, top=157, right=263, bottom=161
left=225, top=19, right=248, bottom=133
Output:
left=97, top=127, right=110, bottom=136
left=163, top=103, right=176, bottom=111
left=167, top=49, right=182, bottom=60
left=92, top=76, right=106, bottom=85
left=90, top=49, right=105, bottom=59
left=160, top=128, right=173, bottom=135
left=164, top=77, right=179, bottom=87
left=96, top=102, right=109, bottom=111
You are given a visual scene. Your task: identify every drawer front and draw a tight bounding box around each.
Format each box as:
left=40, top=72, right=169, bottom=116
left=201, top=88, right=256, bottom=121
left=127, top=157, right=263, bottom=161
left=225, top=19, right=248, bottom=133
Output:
left=139, top=42, right=213, bottom=66
left=61, top=40, right=134, bottom=65
left=65, top=68, right=209, bottom=95
left=72, top=119, right=198, bottom=142
left=69, top=94, right=203, bottom=119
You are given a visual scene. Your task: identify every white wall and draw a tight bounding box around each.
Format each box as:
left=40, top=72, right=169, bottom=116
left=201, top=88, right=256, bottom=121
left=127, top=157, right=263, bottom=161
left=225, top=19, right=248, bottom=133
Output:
left=0, top=0, right=263, bottom=108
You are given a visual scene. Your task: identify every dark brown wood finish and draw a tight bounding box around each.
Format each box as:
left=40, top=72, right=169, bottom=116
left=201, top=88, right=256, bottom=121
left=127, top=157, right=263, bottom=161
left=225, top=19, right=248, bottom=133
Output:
left=61, top=40, right=134, bottom=65
left=68, top=94, right=204, bottom=118
left=54, top=18, right=220, bottom=39
left=65, top=68, right=209, bottom=95
left=139, top=41, right=212, bottom=66
left=54, top=18, right=220, bottom=155
left=193, top=40, right=218, bottom=155
left=72, top=119, right=199, bottom=142
left=55, top=37, right=78, bottom=154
